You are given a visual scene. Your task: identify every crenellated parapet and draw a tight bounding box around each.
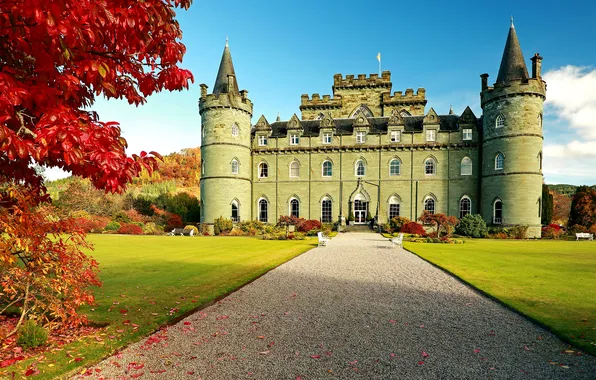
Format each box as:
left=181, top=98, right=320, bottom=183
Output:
left=480, top=77, right=546, bottom=108
left=332, top=71, right=392, bottom=90
left=382, top=88, right=427, bottom=105
left=299, top=93, right=343, bottom=111
left=198, top=85, right=253, bottom=116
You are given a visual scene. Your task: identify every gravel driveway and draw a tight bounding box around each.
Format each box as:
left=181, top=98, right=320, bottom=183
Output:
left=76, top=233, right=596, bottom=379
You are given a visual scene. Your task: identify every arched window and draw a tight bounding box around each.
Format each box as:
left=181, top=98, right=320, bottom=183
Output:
left=258, top=199, right=268, bottom=223
left=496, top=114, right=505, bottom=128
left=201, top=159, right=205, bottom=175
left=538, top=151, right=542, bottom=170
left=258, top=162, right=268, bottom=178
left=231, top=123, right=239, bottom=136
left=321, top=198, right=332, bottom=223
left=349, top=104, right=373, bottom=118
left=388, top=196, right=400, bottom=220
left=495, top=153, right=504, bottom=170
left=231, top=201, right=239, bottom=222
left=461, top=157, right=472, bottom=176
left=538, top=197, right=542, bottom=218
left=424, top=158, right=436, bottom=175
left=424, top=197, right=435, bottom=214
left=493, top=199, right=503, bottom=224
left=322, top=160, right=333, bottom=177
left=290, top=198, right=300, bottom=218
left=389, top=159, right=401, bottom=176
left=538, top=113, right=543, bottom=129
left=231, top=159, right=239, bottom=175
left=355, top=160, right=366, bottom=176
left=290, top=161, right=300, bottom=178
left=459, top=197, right=471, bottom=219
left=399, top=110, right=411, bottom=117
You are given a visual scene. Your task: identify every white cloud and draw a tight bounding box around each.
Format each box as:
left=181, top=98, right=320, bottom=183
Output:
left=544, top=140, right=596, bottom=158
left=543, top=65, right=596, bottom=139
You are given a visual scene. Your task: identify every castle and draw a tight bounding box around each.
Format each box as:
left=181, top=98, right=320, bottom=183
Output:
left=199, top=22, right=547, bottom=237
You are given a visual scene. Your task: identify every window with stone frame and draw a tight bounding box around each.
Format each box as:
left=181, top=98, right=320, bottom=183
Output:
left=231, top=201, right=239, bottom=222
left=258, top=199, right=268, bottom=223
left=424, top=158, right=436, bottom=175
left=390, top=130, right=401, bottom=142
left=258, top=135, right=267, bottom=146
left=460, top=157, right=472, bottom=176
left=424, top=197, right=435, bottom=214
left=322, top=132, right=332, bottom=144
left=493, top=200, right=503, bottom=224
left=495, top=153, right=504, bottom=170
left=356, top=131, right=366, bottom=144
left=355, top=160, right=366, bottom=176
left=322, top=160, right=333, bottom=177
left=459, top=197, right=471, bottom=219
left=231, top=159, right=239, bottom=175
left=389, top=197, right=400, bottom=220
left=321, top=199, right=332, bottom=223
left=290, top=134, right=300, bottom=145
left=389, top=159, right=400, bottom=176
left=426, top=129, right=436, bottom=142
left=290, top=161, right=300, bottom=178
left=290, top=198, right=300, bottom=218
left=463, top=128, right=473, bottom=141
left=258, top=162, right=268, bottom=178
left=496, top=114, right=505, bottom=128
left=231, top=123, right=239, bottom=137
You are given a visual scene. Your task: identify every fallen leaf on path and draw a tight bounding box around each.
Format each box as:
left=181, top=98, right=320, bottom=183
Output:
left=421, top=351, right=429, bottom=358
left=183, top=321, right=191, bottom=325
left=259, top=350, right=270, bottom=355
left=418, top=361, right=425, bottom=365
left=130, top=372, right=144, bottom=378
left=310, top=355, right=320, bottom=359
left=473, top=349, right=481, bottom=353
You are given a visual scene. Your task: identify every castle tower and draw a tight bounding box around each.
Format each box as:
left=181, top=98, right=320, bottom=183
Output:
left=199, top=41, right=253, bottom=229
left=480, top=21, right=546, bottom=237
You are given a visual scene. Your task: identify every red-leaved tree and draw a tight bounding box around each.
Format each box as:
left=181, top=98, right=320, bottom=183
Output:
left=418, top=211, right=458, bottom=238
left=1, top=0, right=193, bottom=336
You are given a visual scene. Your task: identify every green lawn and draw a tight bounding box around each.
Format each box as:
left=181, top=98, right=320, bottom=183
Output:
left=404, top=239, right=596, bottom=355
left=3, top=235, right=317, bottom=379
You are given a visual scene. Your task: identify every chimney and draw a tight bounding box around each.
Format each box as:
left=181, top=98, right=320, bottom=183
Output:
left=480, top=73, right=489, bottom=91
left=200, top=84, right=208, bottom=98
left=531, top=53, right=543, bottom=78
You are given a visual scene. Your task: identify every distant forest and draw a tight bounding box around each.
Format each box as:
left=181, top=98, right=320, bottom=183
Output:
left=549, top=184, right=596, bottom=196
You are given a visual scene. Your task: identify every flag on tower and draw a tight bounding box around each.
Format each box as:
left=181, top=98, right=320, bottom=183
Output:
left=376, top=52, right=381, bottom=62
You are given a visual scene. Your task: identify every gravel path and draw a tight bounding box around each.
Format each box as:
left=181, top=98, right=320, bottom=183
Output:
left=77, top=233, right=596, bottom=379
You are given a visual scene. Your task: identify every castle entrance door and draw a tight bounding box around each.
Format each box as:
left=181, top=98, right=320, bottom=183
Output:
left=354, top=200, right=368, bottom=224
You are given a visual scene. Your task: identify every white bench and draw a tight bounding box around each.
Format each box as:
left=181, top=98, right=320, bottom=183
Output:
left=576, top=233, right=594, bottom=241
left=317, top=231, right=330, bottom=246
left=391, top=233, right=404, bottom=248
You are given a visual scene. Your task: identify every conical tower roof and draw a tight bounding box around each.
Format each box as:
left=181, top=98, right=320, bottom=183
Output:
left=496, top=20, right=529, bottom=83
left=213, top=40, right=239, bottom=95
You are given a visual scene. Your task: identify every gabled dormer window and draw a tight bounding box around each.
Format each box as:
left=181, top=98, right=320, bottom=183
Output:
left=290, top=134, right=300, bottom=145
left=426, top=129, right=436, bottom=142
left=463, top=128, right=472, bottom=141
left=356, top=131, right=366, bottom=144
left=258, top=135, right=267, bottom=146
left=390, top=131, right=400, bottom=142
left=322, top=132, right=332, bottom=144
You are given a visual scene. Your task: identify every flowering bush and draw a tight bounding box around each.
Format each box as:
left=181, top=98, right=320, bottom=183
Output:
left=74, top=216, right=110, bottom=233
left=400, top=222, right=426, bottom=235
left=298, top=219, right=321, bottom=233
left=117, top=223, right=143, bottom=235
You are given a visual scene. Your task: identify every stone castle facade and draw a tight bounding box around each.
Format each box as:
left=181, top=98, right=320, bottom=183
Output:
left=199, top=23, right=547, bottom=237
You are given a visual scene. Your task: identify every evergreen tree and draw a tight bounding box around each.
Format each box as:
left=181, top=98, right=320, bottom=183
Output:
left=541, top=184, right=553, bottom=225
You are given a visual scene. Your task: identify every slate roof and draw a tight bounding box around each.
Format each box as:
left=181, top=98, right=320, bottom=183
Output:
left=213, top=44, right=239, bottom=95
left=496, top=23, right=529, bottom=83
left=255, top=115, right=477, bottom=137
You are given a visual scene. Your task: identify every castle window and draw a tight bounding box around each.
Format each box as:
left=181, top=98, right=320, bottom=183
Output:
left=258, top=199, right=268, bottom=223
left=290, top=134, right=300, bottom=145
left=290, top=198, right=300, bottom=218
left=424, top=158, right=436, bottom=175
left=495, top=153, right=504, bottom=170
left=459, top=197, right=471, bottom=219
left=390, top=131, right=401, bottom=142
left=538, top=197, right=542, bottom=218
left=389, top=159, right=401, bottom=176
left=426, top=129, right=436, bottom=142
left=463, top=128, right=473, bottom=141
left=322, top=160, right=333, bottom=177
left=231, top=159, right=239, bottom=175
left=538, top=113, right=543, bottom=129
left=322, top=132, right=332, bottom=144
left=290, top=161, right=300, bottom=178
left=538, top=151, right=542, bottom=171
left=355, top=160, right=366, bottom=177
left=356, top=131, right=366, bottom=144
left=201, top=159, right=205, bottom=175
left=496, top=114, right=505, bottom=128
left=321, top=198, right=332, bottom=223
left=258, top=135, right=267, bottom=146
left=350, top=104, right=374, bottom=118
left=258, top=162, right=268, bottom=178
left=389, top=196, right=400, bottom=220
left=424, top=197, right=436, bottom=214
left=399, top=110, right=411, bottom=117
left=461, top=157, right=472, bottom=176
left=231, top=124, right=239, bottom=137
left=231, top=201, right=239, bottom=222
left=493, top=199, right=503, bottom=224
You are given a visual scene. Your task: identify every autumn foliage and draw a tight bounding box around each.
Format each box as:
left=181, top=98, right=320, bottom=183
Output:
left=418, top=211, right=458, bottom=238
left=1, top=0, right=193, bottom=334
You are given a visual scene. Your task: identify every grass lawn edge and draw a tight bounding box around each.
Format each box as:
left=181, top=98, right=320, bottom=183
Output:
left=62, top=239, right=316, bottom=378
left=400, top=241, right=593, bottom=357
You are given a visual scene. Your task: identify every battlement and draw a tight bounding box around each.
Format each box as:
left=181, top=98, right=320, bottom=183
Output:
left=299, top=93, right=343, bottom=110
left=198, top=85, right=253, bottom=116
left=481, top=77, right=546, bottom=108
left=382, top=88, right=427, bottom=104
left=332, top=71, right=392, bottom=89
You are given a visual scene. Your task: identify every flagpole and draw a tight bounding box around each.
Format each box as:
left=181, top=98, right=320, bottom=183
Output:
left=376, top=52, right=381, bottom=76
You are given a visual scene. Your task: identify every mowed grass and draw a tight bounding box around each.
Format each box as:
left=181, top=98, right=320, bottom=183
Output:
left=4, top=235, right=317, bottom=379
left=404, top=239, right=596, bottom=355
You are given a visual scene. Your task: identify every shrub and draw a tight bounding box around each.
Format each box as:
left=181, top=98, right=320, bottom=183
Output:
left=74, top=216, right=110, bottom=233
left=389, top=216, right=410, bottom=232
left=400, top=222, right=426, bottom=235
left=124, top=209, right=147, bottom=223
left=455, top=214, right=488, bottom=238
left=277, top=215, right=305, bottom=228
left=590, top=224, right=596, bottom=235
left=104, top=221, right=121, bottom=231
left=293, top=232, right=306, bottom=240
left=112, top=210, right=131, bottom=223
left=229, top=228, right=245, bottom=236
left=542, top=225, right=564, bottom=239
left=214, top=216, right=233, bottom=235
left=490, top=232, right=508, bottom=239
left=184, top=225, right=199, bottom=236
left=569, top=224, right=588, bottom=234
left=70, top=210, right=91, bottom=219
left=117, top=223, right=143, bottom=235
left=510, top=225, right=529, bottom=239
left=298, top=219, right=321, bottom=233
left=238, top=220, right=265, bottom=235
left=142, top=222, right=164, bottom=235
left=17, top=320, right=48, bottom=350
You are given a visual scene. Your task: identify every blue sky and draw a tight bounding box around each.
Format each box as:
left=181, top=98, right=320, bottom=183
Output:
left=46, top=0, right=596, bottom=185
